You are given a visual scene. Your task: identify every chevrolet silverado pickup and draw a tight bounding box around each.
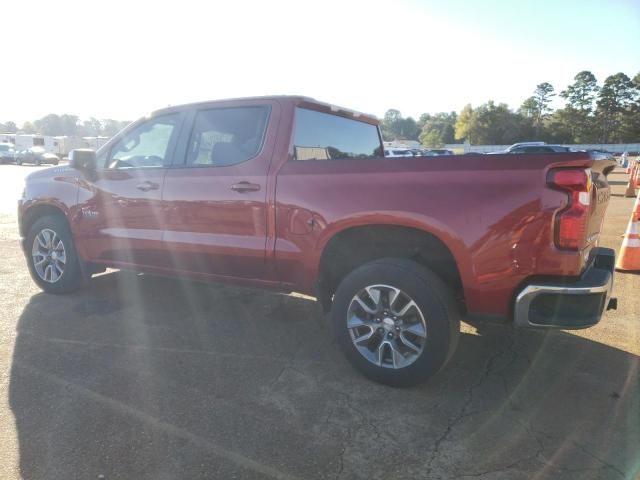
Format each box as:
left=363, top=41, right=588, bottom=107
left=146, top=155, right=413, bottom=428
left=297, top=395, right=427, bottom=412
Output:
left=18, top=96, right=617, bottom=386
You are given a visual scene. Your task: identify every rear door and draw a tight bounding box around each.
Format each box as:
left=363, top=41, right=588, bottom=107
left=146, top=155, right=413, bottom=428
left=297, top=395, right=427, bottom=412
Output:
left=76, top=113, right=184, bottom=268
left=161, top=101, right=279, bottom=279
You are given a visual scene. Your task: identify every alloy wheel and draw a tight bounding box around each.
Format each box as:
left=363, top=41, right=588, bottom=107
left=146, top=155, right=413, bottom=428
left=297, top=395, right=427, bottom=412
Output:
left=347, top=284, right=427, bottom=369
left=31, top=228, right=67, bottom=283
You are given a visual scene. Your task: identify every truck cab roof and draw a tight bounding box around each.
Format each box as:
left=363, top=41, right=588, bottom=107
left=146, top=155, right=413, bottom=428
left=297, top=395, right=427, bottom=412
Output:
left=152, top=96, right=380, bottom=126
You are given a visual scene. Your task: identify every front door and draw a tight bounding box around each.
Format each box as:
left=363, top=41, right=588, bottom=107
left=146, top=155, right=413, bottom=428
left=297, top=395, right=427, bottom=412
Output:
left=75, top=113, right=183, bottom=269
left=161, top=102, right=278, bottom=279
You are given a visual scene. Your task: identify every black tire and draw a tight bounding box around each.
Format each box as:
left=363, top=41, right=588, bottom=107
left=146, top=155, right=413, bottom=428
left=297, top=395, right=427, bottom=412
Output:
left=332, top=257, right=460, bottom=387
left=15, top=159, right=22, bottom=165
left=25, top=215, right=84, bottom=294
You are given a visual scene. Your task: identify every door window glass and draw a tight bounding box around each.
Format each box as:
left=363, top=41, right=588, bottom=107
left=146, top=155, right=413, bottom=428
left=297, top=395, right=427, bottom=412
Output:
left=186, top=106, right=270, bottom=167
left=106, top=114, right=180, bottom=169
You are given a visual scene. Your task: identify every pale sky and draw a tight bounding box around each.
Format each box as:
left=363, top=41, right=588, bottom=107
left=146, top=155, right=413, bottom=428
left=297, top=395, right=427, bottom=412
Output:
left=3, top=0, right=639, bottom=124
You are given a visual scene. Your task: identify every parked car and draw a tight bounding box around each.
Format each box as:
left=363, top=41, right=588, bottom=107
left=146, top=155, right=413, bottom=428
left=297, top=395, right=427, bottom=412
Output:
left=384, top=148, right=414, bottom=158
left=15, top=146, right=60, bottom=166
left=424, top=149, right=454, bottom=156
left=420, top=150, right=439, bottom=156
left=0, top=143, right=16, bottom=164
left=488, top=142, right=575, bottom=154
left=18, top=96, right=617, bottom=386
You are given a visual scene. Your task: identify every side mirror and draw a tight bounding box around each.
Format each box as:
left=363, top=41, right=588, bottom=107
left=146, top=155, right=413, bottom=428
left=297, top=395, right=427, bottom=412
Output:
left=69, top=149, right=97, bottom=171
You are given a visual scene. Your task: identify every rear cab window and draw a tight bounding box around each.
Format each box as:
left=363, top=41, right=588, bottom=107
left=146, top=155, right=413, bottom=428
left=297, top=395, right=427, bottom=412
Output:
left=292, top=108, right=382, bottom=161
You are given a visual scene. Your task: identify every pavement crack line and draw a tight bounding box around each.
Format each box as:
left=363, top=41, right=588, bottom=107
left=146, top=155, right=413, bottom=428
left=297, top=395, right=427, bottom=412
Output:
left=570, top=440, right=626, bottom=479
left=425, top=339, right=512, bottom=477
left=453, top=457, right=527, bottom=479
left=329, top=387, right=404, bottom=479
left=332, top=390, right=354, bottom=480
left=452, top=390, right=546, bottom=478
left=512, top=417, right=627, bottom=479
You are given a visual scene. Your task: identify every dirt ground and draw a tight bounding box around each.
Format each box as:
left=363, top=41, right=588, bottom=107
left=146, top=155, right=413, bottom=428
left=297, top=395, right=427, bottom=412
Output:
left=0, top=164, right=638, bottom=479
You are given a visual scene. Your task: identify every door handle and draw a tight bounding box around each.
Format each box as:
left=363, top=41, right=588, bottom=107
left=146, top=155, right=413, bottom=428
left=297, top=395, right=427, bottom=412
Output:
left=231, top=181, right=261, bottom=193
left=136, top=181, right=159, bottom=192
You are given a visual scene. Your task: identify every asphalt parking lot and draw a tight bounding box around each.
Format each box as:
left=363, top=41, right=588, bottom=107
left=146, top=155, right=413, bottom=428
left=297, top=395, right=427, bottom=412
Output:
left=0, top=164, right=638, bottom=480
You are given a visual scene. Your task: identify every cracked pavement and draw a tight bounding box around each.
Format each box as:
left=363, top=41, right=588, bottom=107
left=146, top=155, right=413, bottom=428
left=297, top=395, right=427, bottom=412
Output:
left=0, top=165, right=638, bottom=479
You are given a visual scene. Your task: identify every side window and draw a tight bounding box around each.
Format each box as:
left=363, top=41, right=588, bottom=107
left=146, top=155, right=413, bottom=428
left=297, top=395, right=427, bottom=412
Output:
left=186, top=106, right=269, bottom=167
left=106, top=114, right=180, bottom=169
left=293, top=108, right=382, bottom=161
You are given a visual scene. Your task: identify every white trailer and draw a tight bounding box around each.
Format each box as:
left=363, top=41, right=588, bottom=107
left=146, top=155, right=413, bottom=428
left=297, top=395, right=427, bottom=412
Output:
left=52, top=136, right=85, bottom=157
left=0, top=134, right=111, bottom=157
left=13, top=134, right=56, bottom=153
left=81, top=136, right=110, bottom=150
left=0, top=133, right=15, bottom=144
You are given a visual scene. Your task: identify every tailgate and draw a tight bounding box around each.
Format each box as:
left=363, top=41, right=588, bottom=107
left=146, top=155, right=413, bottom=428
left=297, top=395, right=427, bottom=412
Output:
left=586, top=158, right=617, bottom=247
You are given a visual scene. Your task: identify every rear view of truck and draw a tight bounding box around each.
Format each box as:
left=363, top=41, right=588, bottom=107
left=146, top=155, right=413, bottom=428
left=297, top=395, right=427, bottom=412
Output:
left=514, top=155, right=617, bottom=328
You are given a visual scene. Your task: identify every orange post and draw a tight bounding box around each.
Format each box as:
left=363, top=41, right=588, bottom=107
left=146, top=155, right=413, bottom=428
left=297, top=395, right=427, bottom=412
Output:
left=616, top=191, right=640, bottom=272
left=624, top=161, right=637, bottom=197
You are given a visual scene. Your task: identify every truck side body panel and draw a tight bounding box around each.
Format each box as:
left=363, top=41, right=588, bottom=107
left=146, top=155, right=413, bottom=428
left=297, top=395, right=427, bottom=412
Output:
left=18, top=96, right=614, bottom=321
left=273, top=152, right=599, bottom=317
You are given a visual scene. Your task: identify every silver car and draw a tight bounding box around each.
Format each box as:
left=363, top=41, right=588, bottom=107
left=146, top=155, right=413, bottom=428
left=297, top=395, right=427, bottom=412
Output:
left=15, top=146, right=60, bottom=166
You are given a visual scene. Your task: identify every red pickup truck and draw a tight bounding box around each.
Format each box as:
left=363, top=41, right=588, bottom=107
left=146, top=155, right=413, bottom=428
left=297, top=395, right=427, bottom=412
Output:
left=18, top=96, right=617, bottom=386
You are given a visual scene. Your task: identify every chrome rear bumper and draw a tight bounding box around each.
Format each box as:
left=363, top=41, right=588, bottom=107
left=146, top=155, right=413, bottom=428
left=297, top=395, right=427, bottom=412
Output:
left=514, top=248, right=615, bottom=329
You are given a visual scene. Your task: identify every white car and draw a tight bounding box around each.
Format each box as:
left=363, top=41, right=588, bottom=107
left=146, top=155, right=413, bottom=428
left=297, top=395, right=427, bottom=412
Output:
left=488, top=142, right=574, bottom=155
left=384, top=148, right=415, bottom=158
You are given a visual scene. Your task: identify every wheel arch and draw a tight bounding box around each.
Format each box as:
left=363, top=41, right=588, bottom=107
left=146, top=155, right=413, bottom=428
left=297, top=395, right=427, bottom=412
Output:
left=20, top=202, right=70, bottom=239
left=315, top=219, right=470, bottom=312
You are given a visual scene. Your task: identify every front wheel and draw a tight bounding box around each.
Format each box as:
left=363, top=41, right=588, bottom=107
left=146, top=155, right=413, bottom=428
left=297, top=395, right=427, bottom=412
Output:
left=332, top=258, right=460, bottom=387
left=26, top=215, right=84, bottom=293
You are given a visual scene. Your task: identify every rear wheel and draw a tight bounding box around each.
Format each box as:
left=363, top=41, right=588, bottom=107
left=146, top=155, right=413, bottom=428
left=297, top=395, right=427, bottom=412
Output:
left=26, top=215, right=84, bottom=293
left=332, top=258, right=460, bottom=387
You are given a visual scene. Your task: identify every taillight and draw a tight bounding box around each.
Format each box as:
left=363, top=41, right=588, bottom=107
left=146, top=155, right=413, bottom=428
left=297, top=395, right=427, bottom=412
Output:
left=547, top=168, right=592, bottom=250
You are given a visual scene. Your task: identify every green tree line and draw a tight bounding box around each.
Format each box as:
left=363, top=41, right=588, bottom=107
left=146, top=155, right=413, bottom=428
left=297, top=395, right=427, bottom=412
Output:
left=0, top=114, right=131, bottom=138
left=381, top=71, right=640, bottom=146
